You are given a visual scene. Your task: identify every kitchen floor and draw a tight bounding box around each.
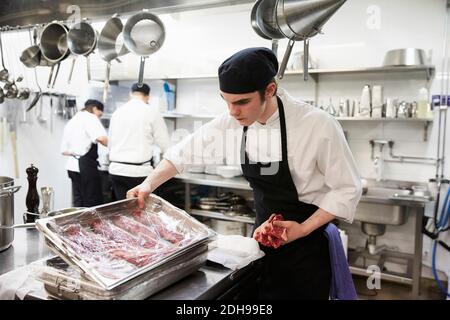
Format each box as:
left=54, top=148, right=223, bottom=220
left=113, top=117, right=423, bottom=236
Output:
left=353, top=275, right=447, bottom=300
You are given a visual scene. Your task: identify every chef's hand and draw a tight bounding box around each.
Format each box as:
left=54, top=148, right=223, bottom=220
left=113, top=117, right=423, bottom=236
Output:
left=126, top=182, right=152, bottom=209
left=272, top=220, right=310, bottom=244
left=252, top=214, right=275, bottom=238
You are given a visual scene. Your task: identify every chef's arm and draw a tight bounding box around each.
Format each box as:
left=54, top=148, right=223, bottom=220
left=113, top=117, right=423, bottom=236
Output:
left=142, top=159, right=177, bottom=191
left=271, top=208, right=335, bottom=243
left=96, top=136, right=108, bottom=147
left=127, top=159, right=178, bottom=208
left=299, top=208, right=335, bottom=236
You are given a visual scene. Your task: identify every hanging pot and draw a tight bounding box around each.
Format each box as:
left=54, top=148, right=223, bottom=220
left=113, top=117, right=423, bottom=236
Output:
left=67, top=20, right=98, bottom=83
left=20, top=28, right=41, bottom=68
left=40, top=22, right=70, bottom=88
left=40, top=22, right=70, bottom=63
left=0, top=176, right=21, bottom=252
left=17, top=88, right=30, bottom=100
left=123, top=10, right=165, bottom=85
left=251, top=0, right=283, bottom=40
left=3, top=81, right=18, bottom=99
left=98, top=13, right=129, bottom=102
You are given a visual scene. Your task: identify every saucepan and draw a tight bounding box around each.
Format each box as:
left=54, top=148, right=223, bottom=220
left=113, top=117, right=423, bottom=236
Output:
left=6, top=207, right=86, bottom=229
left=251, top=0, right=283, bottom=54
left=251, top=0, right=283, bottom=40
left=123, top=10, right=165, bottom=85
left=0, top=177, right=21, bottom=251
left=198, top=197, right=230, bottom=211
left=17, top=88, right=30, bottom=100
left=67, top=20, right=98, bottom=83
left=224, top=204, right=254, bottom=217
left=383, top=48, right=427, bottom=67
left=3, top=81, right=19, bottom=99
left=98, top=13, right=129, bottom=102
left=40, top=22, right=70, bottom=88
left=20, top=27, right=41, bottom=68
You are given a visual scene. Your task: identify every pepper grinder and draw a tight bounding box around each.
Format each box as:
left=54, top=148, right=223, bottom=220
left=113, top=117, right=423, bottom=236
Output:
left=25, top=164, right=40, bottom=223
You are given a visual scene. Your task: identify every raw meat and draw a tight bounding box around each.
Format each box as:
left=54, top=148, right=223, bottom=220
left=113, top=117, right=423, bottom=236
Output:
left=110, top=215, right=163, bottom=248
left=131, top=210, right=185, bottom=244
left=90, top=219, right=141, bottom=247
left=61, top=223, right=158, bottom=269
left=254, top=214, right=286, bottom=249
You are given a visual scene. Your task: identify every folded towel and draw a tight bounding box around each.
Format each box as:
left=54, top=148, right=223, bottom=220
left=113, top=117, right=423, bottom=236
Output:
left=0, top=260, right=46, bottom=300
left=207, top=234, right=265, bottom=270
left=324, top=223, right=358, bottom=300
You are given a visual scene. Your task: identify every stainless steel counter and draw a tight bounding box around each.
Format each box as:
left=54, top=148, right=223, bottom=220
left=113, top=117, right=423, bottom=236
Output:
left=0, top=228, right=53, bottom=276
left=24, top=261, right=242, bottom=300
left=175, top=173, right=431, bottom=298
left=175, top=173, right=433, bottom=207
left=0, top=229, right=250, bottom=300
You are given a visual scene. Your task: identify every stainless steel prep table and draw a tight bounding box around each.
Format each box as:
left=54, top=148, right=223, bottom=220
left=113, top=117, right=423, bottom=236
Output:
left=0, top=228, right=253, bottom=300
left=174, top=172, right=431, bottom=299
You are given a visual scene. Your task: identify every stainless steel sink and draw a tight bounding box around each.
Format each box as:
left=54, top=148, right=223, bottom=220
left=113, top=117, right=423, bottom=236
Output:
left=355, top=187, right=409, bottom=226
left=363, top=187, right=412, bottom=199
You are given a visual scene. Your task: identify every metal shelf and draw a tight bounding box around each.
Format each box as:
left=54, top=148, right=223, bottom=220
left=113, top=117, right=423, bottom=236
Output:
left=175, top=173, right=251, bottom=190
left=162, top=112, right=216, bottom=119
left=287, top=65, right=435, bottom=76
left=160, top=65, right=435, bottom=80
left=337, top=117, right=434, bottom=141
left=189, top=209, right=255, bottom=224
left=336, top=117, right=433, bottom=122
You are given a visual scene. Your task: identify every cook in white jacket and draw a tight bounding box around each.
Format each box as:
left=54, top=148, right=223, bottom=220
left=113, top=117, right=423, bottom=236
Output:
left=60, top=99, right=108, bottom=207
left=108, top=83, right=171, bottom=200
left=127, top=48, right=362, bottom=299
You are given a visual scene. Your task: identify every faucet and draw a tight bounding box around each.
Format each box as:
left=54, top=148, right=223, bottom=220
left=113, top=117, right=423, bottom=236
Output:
left=367, top=235, right=388, bottom=255
left=370, top=140, right=391, bottom=182
left=374, top=156, right=384, bottom=182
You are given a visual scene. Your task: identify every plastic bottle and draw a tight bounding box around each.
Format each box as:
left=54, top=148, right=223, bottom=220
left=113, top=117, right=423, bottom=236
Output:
left=417, top=87, right=429, bottom=118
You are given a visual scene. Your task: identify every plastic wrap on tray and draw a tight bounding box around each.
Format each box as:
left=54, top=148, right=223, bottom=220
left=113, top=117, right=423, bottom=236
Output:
left=36, top=196, right=216, bottom=290
left=32, top=245, right=208, bottom=300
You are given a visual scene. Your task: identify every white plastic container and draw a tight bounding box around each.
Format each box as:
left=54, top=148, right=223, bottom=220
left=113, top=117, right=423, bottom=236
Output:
left=339, top=229, right=348, bottom=258
left=417, top=87, right=429, bottom=118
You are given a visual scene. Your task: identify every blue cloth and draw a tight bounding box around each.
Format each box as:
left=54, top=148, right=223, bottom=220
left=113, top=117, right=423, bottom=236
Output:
left=324, top=223, right=358, bottom=300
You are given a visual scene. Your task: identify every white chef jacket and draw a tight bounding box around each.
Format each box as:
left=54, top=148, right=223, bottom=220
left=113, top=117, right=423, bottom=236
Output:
left=164, top=89, right=362, bottom=222
left=60, top=111, right=107, bottom=172
left=108, top=98, right=171, bottom=177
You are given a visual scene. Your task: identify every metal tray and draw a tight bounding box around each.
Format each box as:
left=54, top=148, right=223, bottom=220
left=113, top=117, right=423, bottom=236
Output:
left=34, top=244, right=208, bottom=300
left=35, top=195, right=216, bottom=290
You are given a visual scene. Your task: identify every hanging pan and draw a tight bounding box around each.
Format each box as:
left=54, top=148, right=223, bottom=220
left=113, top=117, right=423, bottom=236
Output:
left=98, top=13, right=129, bottom=102
left=20, top=27, right=41, bottom=68
left=123, top=10, right=165, bottom=85
left=251, top=0, right=283, bottom=40
left=67, top=20, right=97, bottom=83
left=40, top=22, right=70, bottom=88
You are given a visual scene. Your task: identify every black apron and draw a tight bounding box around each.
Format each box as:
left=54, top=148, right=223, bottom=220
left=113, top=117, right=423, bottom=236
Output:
left=78, top=143, right=103, bottom=207
left=240, top=96, right=331, bottom=300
